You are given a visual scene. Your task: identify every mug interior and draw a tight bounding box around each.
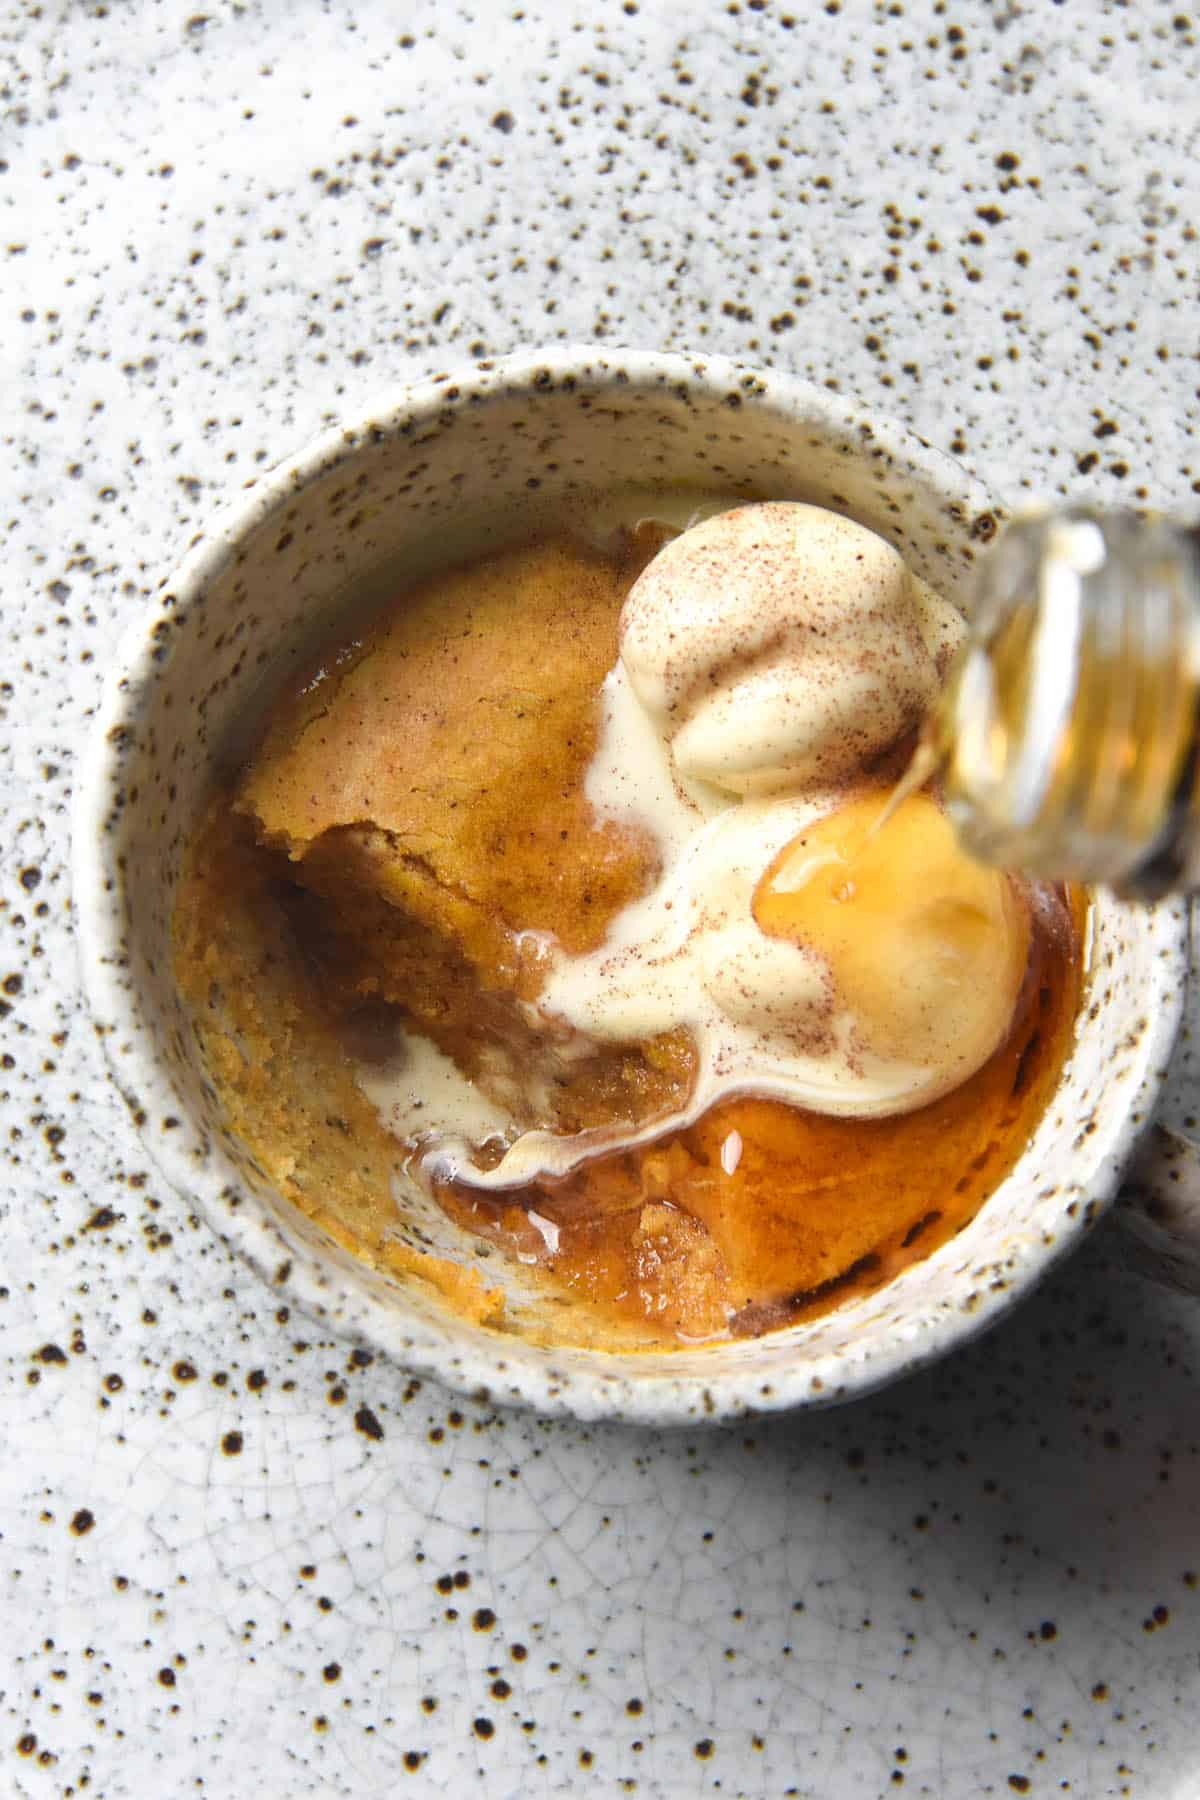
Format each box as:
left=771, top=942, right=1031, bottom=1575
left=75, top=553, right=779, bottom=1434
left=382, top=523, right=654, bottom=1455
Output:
left=74, top=349, right=1186, bottom=1423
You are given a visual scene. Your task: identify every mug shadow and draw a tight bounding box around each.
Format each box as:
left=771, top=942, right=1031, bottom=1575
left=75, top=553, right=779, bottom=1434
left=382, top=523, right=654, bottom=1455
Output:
left=552, top=1219, right=1200, bottom=1790
left=741, top=1215, right=1200, bottom=1640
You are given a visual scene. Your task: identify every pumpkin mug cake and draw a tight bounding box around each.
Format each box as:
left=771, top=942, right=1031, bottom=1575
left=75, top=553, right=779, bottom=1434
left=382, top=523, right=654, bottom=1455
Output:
left=173, top=492, right=1084, bottom=1350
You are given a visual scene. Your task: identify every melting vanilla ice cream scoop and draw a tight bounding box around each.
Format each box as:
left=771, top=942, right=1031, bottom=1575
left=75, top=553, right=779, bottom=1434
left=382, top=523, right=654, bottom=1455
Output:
left=408, top=501, right=1032, bottom=1190
left=755, top=789, right=1030, bottom=1096
left=620, top=501, right=960, bottom=796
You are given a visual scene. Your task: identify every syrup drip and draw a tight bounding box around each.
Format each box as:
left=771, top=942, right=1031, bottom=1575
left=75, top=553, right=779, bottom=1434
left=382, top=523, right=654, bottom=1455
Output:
left=864, top=731, right=945, bottom=851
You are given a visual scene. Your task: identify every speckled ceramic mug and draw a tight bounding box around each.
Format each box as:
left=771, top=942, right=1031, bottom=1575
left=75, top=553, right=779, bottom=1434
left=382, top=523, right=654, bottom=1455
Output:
left=73, top=346, right=1191, bottom=1425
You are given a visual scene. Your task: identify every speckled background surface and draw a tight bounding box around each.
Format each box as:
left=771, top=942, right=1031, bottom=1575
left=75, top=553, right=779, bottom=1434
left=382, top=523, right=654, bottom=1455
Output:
left=3, top=2, right=1199, bottom=1795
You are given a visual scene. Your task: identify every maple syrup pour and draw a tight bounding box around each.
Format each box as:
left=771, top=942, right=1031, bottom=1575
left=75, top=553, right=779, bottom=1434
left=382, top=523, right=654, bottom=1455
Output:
left=865, top=732, right=945, bottom=846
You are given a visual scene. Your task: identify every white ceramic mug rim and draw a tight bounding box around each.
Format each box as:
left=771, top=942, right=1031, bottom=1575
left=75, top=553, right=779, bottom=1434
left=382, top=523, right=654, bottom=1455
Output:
left=72, top=345, right=1189, bottom=1424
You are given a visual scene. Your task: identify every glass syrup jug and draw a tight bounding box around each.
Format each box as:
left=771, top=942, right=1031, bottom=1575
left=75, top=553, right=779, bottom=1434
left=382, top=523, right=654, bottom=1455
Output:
left=928, top=506, right=1200, bottom=900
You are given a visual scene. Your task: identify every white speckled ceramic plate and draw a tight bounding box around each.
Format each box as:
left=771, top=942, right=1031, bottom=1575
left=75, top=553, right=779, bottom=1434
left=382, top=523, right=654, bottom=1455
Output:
left=4, top=2, right=1200, bottom=1795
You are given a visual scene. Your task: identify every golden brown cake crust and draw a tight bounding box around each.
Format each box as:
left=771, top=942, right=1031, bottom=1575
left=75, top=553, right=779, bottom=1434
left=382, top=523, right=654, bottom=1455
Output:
left=239, top=537, right=658, bottom=954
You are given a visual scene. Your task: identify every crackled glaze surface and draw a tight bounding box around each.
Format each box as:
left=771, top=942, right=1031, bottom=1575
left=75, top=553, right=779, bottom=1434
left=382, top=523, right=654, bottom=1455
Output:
left=4, top=2, right=1200, bottom=1796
